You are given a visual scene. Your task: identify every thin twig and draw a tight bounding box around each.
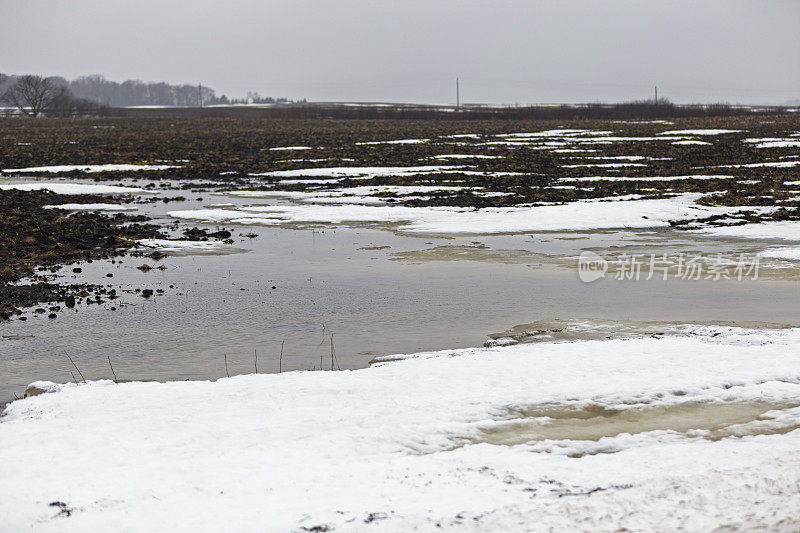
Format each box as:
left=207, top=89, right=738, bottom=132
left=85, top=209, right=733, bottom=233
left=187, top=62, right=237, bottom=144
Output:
left=107, top=356, right=118, bottom=383
left=224, top=353, right=230, bottom=378
left=279, top=340, right=284, bottom=373
left=311, top=299, right=329, bottom=346
left=70, top=371, right=77, bottom=383
left=65, top=350, right=86, bottom=383
left=330, top=333, right=341, bottom=371
left=254, top=348, right=258, bottom=374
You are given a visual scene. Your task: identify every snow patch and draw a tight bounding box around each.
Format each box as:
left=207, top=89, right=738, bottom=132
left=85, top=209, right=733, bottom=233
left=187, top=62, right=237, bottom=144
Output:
left=657, top=129, right=742, bottom=136
left=137, top=239, right=246, bottom=256
left=0, top=183, right=150, bottom=195
left=692, top=221, right=800, bottom=241
left=2, top=164, right=179, bottom=173
left=760, top=246, right=800, bottom=261
left=251, top=165, right=464, bottom=179
left=43, top=203, right=138, bottom=212
left=169, top=194, right=737, bottom=234
left=672, top=140, right=713, bottom=146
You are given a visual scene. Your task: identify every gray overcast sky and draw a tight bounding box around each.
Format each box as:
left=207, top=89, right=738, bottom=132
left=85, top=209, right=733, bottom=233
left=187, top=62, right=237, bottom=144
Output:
left=2, top=0, right=799, bottom=104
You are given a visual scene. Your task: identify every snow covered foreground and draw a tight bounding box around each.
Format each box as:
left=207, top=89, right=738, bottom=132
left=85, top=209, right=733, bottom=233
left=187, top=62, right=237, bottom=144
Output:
left=3, top=327, right=800, bottom=532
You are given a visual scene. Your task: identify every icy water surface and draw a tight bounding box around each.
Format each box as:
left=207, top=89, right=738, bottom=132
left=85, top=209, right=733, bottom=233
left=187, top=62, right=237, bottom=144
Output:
left=2, top=179, right=800, bottom=401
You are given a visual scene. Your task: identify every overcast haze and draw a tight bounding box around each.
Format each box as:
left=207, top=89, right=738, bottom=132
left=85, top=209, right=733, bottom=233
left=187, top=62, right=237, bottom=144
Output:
left=2, top=0, right=799, bottom=105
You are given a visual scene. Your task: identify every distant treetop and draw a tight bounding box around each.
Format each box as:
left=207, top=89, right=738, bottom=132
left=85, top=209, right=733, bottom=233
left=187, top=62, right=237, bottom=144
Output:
left=0, top=73, right=297, bottom=108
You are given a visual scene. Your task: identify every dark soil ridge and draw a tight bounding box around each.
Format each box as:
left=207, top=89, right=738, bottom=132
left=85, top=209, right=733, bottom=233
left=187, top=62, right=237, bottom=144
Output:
left=0, top=189, right=166, bottom=320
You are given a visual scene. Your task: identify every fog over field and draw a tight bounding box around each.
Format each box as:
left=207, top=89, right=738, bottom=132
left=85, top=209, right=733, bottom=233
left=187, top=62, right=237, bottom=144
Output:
left=2, top=0, right=799, bottom=104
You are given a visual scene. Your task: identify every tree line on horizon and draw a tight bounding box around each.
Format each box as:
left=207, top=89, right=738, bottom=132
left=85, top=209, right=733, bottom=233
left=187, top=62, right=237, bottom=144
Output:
left=0, top=73, right=298, bottom=115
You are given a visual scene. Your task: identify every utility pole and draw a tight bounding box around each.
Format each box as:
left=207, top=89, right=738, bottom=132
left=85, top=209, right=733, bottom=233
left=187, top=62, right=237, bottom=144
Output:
left=456, top=77, right=460, bottom=110
left=198, top=83, right=203, bottom=108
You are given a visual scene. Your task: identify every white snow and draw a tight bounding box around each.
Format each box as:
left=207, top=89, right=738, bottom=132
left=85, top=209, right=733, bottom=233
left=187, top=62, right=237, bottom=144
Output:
left=4, top=326, right=800, bottom=531
left=267, top=146, right=313, bottom=151
left=568, top=156, right=660, bottom=161
left=692, top=221, right=800, bottom=241
left=759, top=246, right=800, bottom=261
left=574, top=136, right=694, bottom=143
left=213, top=185, right=471, bottom=206
left=561, top=163, right=648, bottom=168
left=561, top=175, right=735, bottom=182
left=169, top=194, right=736, bottom=234
left=611, top=120, right=674, bottom=124
left=755, top=141, right=800, bottom=149
left=43, top=203, right=137, bottom=212
left=251, top=165, right=465, bottom=179
left=743, top=138, right=800, bottom=149
left=499, top=129, right=613, bottom=138
left=0, top=183, right=150, bottom=195
left=276, top=178, right=343, bottom=185
left=430, top=154, right=503, bottom=159
left=356, top=139, right=430, bottom=145
left=222, top=185, right=467, bottom=198
left=657, top=129, right=742, bottom=136
left=137, top=239, right=245, bottom=256
left=570, top=136, right=691, bottom=144
left=672, top=140, right=712, bottom=146
left=2, top=164, right=180, bottom=173
left=718, top=161, right=800, bottom=168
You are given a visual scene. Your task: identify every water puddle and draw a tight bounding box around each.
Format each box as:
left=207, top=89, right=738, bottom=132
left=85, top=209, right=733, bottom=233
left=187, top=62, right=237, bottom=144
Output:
left=4, top=176, right=800, bottom=403
left=480, top=401, right=800, bottom=446
left=444, top=400, right=800, bottom=457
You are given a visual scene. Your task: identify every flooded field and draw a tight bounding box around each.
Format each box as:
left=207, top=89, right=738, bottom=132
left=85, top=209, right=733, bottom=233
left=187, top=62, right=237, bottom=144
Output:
left=2, top=181, right=800, bottom=401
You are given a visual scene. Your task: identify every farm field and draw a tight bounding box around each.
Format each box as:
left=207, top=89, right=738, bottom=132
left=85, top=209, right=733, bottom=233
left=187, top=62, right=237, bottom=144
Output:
left=3, top=114, right=800, bottom=531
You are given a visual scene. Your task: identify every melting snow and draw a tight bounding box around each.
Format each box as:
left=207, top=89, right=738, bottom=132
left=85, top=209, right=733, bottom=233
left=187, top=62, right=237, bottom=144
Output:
left=169, top=194, right=736, bottom=234
left=43, top=203, right=137, bottom=212
left=672, top=140, right=713, bottom=146
left=561, top=175, right=735, bottom=182
left=561, top=163, right=648, bottom=168
left=692, top=221, right=800, bottom=241
left=356, top=139, right=430, bottom=145
left=743, top=138, right=800, bottom=149
left=657, top=129, right=742, bottom=136
left=2, top=164, right=180, bottom=173
left=0, top=183, right=150, bottom=195
left=760, top=246, right=800, bottom=261
left=137, top=239, right=245, bottom=256
left=251, top=166, right=464, bottom=178
left=268, top=146, right=313, bottom=151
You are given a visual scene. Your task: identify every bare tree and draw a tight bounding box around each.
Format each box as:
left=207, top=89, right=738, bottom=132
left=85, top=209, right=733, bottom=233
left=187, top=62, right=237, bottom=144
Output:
left=1, top=75, right=61, bottom=116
